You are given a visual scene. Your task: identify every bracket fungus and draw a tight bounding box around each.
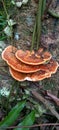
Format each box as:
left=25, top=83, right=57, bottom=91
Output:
left=9, top=58, right=58, bottom=82
left=2, top=45, right=52, bottom=73
left=2, top=45, right=59, bottom=82
left=9, top=67, right=51, bottom=82
left=15, top=49, right=52, bottom=65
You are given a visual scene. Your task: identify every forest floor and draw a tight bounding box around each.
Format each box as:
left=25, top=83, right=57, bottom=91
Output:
left=0, top=0, right=59, bottom=130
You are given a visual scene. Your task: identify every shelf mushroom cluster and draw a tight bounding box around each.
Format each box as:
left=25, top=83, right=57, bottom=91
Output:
left=2, top=45, right=59, bottom=82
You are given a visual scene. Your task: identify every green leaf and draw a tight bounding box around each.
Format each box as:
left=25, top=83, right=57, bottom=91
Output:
left=0, top=100, right=26, bottom=130
left=4, top=26, right=12, bottom=37
left=0, top=36, right=6, bottom=40
left=0, top=16, right=4, bottom=19
left=14, top=110, right=35, bottom=130
left=0, top=22, right=6, bottom=25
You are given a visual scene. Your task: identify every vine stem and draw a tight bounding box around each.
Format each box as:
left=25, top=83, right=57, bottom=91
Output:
left=31, top=0, right=45, bottom=51
left=36, top=0, right=43, bottom=50
left=48, top=9, right=59, bottom=18
left=2, top=0, right=9, bottom=19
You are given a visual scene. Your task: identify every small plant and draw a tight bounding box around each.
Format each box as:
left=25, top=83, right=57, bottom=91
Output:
left=0, top=0, right=16, bottom=41
left=31, top=0, right=59, bottom=50
left=0, top=100, right=26, bottom=129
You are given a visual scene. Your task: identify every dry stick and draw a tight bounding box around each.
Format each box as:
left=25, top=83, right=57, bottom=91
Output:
left=2, top=123, right=59, bottom=129
left=46, top=91, right=59, bottom=106
left=31, top=91, right=59, bottom=120
left=0, top=64, right=7, bottom=67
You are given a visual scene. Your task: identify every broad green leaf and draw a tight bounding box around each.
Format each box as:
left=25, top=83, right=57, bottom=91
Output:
left=14, top=110, right=35, bottom=130
left=0, top=100, right=26, bottom=130
left=7, top=19, right=16, bottom=26
left=22, top=0, right=29, bottom=5
left=0, top=36, right=6, bottom=40
left=0, top=16, right=4, bottom=19
left=4, top=26, right=12, bottom=37
left=0, top=22, right=6, bottom=25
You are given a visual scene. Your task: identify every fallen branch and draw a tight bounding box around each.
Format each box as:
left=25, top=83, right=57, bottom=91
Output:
left=1, top=123, right=59, bottom=129
left=31, top=91, right=59, bottom=120
left=46, top=91, right=59, bottom=106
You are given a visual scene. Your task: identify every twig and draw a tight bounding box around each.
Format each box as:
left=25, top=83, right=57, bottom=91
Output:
left=1, top=123, right=59, bottom=129
left=31, top=91, right=59, bottom=120
left=0, top=65, right=7, bottom=67
left=46, top=91, right=59, bottom=106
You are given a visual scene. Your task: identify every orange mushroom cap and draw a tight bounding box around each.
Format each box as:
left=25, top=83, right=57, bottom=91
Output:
left=31, top=71, right=51, bottom=81
left=9, top=67, right=51, bottom=82
left=39, top=59, right=59, bottom=74
left=2, top=45, right=51, bottom=73
left=9, top=67, right=28, bottom=81
left=15, top=48, right=52, bottom=65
